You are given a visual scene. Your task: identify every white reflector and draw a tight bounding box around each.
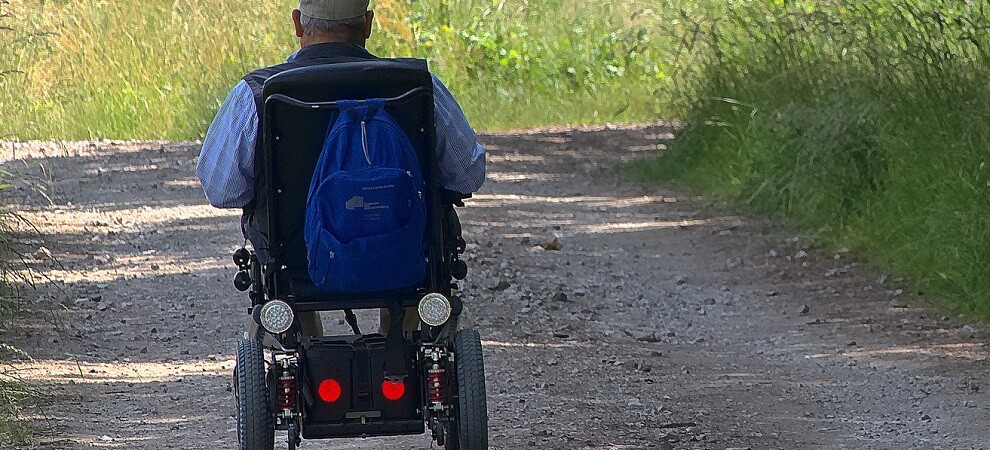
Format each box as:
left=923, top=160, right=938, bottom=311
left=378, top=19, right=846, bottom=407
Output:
left=259, top=300, right=294, bottom=334
left=418, top=293, right=452, bottom=327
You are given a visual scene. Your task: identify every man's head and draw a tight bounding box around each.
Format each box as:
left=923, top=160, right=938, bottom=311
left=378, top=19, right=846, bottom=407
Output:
left=292, top=0, right=374, bottom=47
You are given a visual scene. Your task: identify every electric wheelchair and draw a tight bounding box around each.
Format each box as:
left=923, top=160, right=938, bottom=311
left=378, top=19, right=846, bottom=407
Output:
left=229, top=59, right=488, bottom=449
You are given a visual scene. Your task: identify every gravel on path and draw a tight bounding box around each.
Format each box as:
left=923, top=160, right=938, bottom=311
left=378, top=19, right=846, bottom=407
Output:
left=2, top=126, right=988, bottom=449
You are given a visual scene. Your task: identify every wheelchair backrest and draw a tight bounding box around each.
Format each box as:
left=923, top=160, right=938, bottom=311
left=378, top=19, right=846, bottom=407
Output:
left=257, top=60, right=446, bottom=307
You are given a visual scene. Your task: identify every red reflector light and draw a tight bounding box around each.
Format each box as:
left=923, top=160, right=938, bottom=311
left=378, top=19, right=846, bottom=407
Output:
left=318, top=379, right=342, bottom=403
left=381, top=379, right=406, bottom=401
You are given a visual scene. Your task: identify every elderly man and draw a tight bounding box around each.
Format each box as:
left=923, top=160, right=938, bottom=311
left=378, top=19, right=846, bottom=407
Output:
left=197, top=0, right=486, bottom=335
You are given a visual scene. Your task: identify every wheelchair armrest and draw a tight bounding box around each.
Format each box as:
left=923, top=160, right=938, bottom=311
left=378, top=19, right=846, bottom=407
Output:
left=440, top=189, right=472, bottom=207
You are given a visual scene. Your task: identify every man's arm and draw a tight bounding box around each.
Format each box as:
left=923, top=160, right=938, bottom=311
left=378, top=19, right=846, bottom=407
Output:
left=432, top=75, right=487, bottom=195
left=197, top=80, right=259, bottom=208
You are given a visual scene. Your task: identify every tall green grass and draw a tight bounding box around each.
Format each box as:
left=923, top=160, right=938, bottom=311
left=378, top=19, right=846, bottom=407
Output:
left=0, top=200, right=28, bottom=446
left=630, top=1, right=990, bottom=315
left=0, top=0, right=31, bottom=443
left=0, top=0, right=685, bottom=139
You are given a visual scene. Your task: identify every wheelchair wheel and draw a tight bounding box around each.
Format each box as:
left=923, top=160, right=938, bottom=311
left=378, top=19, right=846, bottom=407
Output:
left=235, top=339, right=275, bottom=450
left=447, top=329, right=489, bottom=449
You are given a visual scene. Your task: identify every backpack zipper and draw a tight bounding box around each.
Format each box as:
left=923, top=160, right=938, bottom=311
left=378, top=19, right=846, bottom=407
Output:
left=360, top=120, right=372, bottom=165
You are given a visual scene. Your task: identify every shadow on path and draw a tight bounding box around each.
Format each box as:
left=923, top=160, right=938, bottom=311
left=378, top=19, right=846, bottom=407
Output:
left=3, top=125, right=989, bottom=449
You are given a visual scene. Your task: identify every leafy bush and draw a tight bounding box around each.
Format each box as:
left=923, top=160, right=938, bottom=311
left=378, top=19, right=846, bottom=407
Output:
left=632, top=1, right=990, bottom=314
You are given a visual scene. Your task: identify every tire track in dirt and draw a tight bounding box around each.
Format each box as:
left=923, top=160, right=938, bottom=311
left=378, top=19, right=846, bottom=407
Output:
left=2, top=126, right=989, bottom=449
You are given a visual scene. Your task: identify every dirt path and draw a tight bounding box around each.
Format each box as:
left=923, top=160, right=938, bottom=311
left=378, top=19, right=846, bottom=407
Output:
left=2, top=126, right=989, bottom=449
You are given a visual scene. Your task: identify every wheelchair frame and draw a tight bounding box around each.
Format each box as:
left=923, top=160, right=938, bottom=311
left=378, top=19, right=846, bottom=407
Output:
left=230, top=61, right=488, bottom=450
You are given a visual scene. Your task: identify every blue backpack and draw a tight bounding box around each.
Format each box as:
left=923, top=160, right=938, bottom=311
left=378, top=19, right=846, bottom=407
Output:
left=304, top=99, right=427, bottom=293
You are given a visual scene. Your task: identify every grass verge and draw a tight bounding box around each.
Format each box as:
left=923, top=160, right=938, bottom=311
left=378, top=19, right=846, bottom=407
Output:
left=629, top=1, right=990, bottom=315
left=0, top=368, right=31, bottom=446
left=0, top=0, right=702, bottom=139
left=0, top=209, right=30, bottom=446
left=1, top=1, right=32, bottom=442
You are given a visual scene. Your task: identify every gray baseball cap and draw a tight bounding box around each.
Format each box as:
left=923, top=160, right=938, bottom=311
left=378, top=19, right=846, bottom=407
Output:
left=300, top=0, right=370, bottom=21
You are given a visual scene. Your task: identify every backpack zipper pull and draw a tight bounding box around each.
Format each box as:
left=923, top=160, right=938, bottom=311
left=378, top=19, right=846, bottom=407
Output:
left=360, top=120, right=371, bottom=165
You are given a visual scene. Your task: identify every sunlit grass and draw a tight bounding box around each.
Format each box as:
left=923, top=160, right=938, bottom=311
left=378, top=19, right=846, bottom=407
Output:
left=0, top=0, right=686, bottom=139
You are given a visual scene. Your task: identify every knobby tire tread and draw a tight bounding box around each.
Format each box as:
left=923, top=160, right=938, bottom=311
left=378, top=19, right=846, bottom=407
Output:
left=452, top=328, right=489, bottom=449
left=236, top=339, right=275, bottom=450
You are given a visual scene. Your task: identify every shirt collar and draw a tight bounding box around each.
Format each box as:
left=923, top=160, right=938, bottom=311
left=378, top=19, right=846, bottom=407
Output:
left=287, top=42, right=375, bottom=62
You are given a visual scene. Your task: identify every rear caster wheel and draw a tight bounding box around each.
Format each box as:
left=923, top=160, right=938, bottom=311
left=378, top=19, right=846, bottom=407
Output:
left=446, top=329, right=489, bottom=449
left=287, top=422, right=300, bottom=450
left=236, top=339, right=275, bottom=450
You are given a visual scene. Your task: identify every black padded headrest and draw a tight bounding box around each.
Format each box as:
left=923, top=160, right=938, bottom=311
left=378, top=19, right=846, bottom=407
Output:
left=263, top=59, right=431, bottom=107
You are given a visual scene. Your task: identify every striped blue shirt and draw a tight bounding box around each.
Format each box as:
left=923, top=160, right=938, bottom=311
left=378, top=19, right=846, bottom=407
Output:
left=198, top=65, right=486, bottom=208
